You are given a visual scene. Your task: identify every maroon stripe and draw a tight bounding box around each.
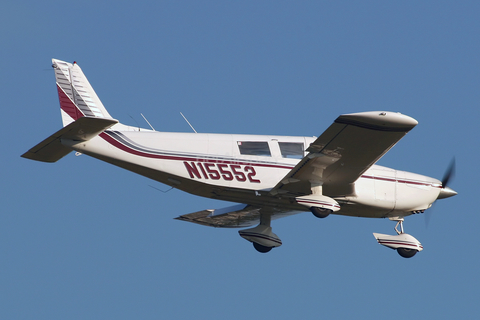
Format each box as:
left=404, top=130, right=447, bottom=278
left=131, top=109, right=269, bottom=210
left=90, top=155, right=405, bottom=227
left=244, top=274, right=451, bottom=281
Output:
left=362, top=175, right=441, bottom=188
left=100, top=132, right=294, bottom=170
left=57, top=84, right=84, bottom=120
left=378, top=240, right=423, bottom=249
left=239, top=232, right=282, bottom=245
left=297, top=200, right=340, bottom=208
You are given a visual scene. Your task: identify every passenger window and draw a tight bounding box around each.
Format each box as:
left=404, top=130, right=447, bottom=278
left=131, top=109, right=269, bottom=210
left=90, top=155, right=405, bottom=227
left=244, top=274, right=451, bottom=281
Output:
left=279, top=142, right=304, bottom=159
left=237, top=141, right=271, bottom=156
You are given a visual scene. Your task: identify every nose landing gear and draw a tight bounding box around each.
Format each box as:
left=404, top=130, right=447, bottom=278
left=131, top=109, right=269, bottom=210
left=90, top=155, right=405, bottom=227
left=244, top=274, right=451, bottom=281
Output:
left=373, top=218, right=423, bottom=258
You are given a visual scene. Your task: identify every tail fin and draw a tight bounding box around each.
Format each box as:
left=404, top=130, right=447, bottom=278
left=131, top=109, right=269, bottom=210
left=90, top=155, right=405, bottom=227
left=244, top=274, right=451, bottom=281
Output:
left=52, top=59, right=113, bottom=126
left=21, top=59, right=119, bottom=163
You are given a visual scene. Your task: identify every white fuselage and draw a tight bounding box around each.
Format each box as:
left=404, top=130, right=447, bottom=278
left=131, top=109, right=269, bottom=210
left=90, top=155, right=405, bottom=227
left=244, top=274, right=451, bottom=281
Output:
left=68, top=128, right=442, bottom=219
left=22, top=59, right=456, bottom=255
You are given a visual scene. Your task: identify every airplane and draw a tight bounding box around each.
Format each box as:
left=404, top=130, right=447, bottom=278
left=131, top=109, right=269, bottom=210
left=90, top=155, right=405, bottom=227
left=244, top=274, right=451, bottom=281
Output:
left=22, top=59, right=457, bottom=258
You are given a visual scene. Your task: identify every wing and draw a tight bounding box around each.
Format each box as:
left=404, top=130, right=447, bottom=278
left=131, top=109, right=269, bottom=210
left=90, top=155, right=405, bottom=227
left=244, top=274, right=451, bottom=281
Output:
left=176, top=111, right=417, bottom=228
left=270, top=111, right=418, bottom=197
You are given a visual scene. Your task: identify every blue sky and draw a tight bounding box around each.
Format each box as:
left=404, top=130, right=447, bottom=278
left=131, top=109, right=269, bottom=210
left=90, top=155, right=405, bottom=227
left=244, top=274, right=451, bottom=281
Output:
left=2, top=1, right=479, bottom=319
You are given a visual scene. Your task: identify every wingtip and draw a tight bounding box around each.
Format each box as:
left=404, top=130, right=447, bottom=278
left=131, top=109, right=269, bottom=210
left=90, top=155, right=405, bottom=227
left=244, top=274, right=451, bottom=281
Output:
left=336, top=111, right=418, bottom=132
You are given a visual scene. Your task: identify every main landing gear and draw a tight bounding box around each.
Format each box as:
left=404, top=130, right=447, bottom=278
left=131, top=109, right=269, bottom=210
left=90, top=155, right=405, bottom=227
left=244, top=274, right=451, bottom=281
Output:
left=239, top=212, right=423, bottom=257
left=373, top=218, right=423, bottom=258
left=238, top=213, right=282, bottom=253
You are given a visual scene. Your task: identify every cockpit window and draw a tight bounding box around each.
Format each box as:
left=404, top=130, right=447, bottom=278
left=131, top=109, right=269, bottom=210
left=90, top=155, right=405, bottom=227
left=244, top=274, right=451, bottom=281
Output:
left=279, top=142, right=304, bottom=159
left=237, top=141, right=271, bottom=156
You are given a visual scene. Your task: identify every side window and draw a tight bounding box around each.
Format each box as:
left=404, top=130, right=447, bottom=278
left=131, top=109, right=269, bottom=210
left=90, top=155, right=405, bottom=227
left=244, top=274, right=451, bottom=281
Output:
left=237, top=141, right=271, bottom=156
left=279, top=142, right=304, bottom=159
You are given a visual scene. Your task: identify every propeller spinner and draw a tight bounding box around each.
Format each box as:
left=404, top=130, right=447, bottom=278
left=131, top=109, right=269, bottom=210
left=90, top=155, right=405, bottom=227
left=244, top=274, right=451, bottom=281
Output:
left=437, top=158, right=457, bottom=199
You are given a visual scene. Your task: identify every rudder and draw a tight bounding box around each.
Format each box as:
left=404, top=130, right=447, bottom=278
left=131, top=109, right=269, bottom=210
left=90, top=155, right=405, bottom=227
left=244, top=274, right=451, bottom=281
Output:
left=52, top=59, right=113, bottom=126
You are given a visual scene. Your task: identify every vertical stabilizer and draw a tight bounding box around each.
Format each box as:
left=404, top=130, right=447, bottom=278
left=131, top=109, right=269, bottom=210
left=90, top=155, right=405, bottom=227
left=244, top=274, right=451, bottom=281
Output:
left=52, top=59, right=113, bottom=126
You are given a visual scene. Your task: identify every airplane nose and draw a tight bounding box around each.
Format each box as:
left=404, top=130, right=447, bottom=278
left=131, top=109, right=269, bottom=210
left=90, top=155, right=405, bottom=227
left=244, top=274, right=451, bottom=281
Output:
left=437, top=187, right=458, bottom=199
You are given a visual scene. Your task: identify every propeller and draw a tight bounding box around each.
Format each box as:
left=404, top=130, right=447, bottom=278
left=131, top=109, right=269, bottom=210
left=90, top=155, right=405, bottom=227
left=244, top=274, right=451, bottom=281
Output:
left=425, top=157, right=456, bottom=228
left=441, top=158, right=456, bottom=191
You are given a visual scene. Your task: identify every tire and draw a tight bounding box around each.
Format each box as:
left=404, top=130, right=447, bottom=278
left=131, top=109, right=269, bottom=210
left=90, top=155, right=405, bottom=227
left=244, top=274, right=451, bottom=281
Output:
left=310, top=207, right=331, bottom=218
left=253, top=242, right=273, bottom=253
left=397, top=247, right=417, bottom=258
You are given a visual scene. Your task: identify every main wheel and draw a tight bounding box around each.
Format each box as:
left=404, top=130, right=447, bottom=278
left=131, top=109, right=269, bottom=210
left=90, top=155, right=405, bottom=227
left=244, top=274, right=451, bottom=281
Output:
left=253, top=242, right=273, bottom=253
left=310, top=207, right=331, bottom=219
left=397, top=247, right=417, bottom=258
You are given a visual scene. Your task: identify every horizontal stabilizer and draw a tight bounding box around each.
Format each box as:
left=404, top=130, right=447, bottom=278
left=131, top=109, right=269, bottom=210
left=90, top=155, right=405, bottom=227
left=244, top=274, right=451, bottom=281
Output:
left=22, top=117, right=118, bottom=162
left=175, top=204, right=303, bottom=228
left=175, top=204, right=262, bottom=228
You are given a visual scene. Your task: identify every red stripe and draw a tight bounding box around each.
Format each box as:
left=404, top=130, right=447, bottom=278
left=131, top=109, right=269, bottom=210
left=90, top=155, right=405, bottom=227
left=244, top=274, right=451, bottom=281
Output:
left=100, top=132, right=294, bottom=169
left=362, top=175, right=441, bottom=188
left=57, top=84, right=84, bottom=120
left=238, top=232, right=282, bottom=245
left=297, top=200, right=340, bottom=208
left=378, top=240, right=423, bottom=249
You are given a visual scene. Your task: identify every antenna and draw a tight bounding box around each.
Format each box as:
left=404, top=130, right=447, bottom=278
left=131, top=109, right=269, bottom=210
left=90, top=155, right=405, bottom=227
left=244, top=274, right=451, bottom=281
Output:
left=149, top=185, right=173, bottom=193
left=129, top=114, right=141, bottom=131
left=141, top=113, right=156, bottom=131
left=180, top=112, right=198, bottom=133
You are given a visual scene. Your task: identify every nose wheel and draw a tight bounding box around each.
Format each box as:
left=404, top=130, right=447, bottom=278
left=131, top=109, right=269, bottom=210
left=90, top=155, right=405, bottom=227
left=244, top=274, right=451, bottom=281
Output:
left=373, top=217, right=423, bottom=258
left=393, top=219, right=418, bottom=258
left=397, top=247, right=418, bottom=258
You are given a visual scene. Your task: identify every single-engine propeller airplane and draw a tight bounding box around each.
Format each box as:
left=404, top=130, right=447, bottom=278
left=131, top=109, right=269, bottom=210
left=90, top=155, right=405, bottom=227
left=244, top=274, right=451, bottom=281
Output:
left=22, top=59, right=457, bottom=258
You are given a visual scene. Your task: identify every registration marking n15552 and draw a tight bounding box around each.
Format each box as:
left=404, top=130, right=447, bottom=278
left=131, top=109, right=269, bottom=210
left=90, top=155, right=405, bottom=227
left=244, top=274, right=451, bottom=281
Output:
left=184, top=161, right=261, bottom=183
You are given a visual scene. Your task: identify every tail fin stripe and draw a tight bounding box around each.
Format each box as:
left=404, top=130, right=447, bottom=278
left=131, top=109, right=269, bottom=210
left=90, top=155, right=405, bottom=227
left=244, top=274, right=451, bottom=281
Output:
left=57, top=84, right=85, bottom=120
left=52, top=59, right=113, bottom=126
